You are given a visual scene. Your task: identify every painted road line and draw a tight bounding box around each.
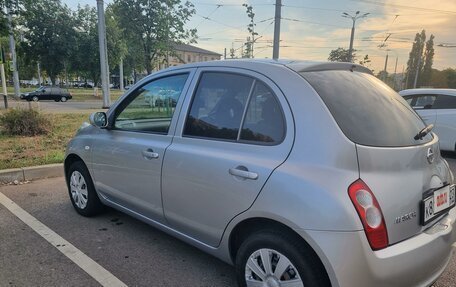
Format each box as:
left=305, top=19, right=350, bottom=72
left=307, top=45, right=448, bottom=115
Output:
left=0, top=191, right=127, bottom=287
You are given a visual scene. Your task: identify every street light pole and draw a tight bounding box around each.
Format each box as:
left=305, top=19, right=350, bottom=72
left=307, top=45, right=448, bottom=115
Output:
left=342, top=11, right=369, bottom=63
left=272, top=0, right=282, bottom=60
left=96, top=0, right=110, bottom=108
left=6, top=5, right=20, bottom=98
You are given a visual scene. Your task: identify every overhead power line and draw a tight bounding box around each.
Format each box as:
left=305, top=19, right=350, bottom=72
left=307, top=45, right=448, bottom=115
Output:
left=351, top=0, right=456, bottom=15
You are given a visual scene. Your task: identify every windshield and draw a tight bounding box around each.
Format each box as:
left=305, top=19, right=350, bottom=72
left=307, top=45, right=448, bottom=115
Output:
left=301, top=70, right=432, bottom=147
left=35, top=86, right=45, bottom=92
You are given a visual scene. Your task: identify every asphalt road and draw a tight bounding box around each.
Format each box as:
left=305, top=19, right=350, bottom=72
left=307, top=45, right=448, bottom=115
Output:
left=4, top=99, right=107, bottom=113
left=0, top=156, right=455, bottom=287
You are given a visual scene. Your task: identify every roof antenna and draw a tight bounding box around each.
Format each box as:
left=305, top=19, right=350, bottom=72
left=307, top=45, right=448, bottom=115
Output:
left=350, top=65, right=356, bottom=72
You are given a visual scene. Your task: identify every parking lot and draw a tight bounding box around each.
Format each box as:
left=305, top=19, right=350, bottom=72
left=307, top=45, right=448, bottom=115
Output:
left=0, top=155, right=455, bottom=287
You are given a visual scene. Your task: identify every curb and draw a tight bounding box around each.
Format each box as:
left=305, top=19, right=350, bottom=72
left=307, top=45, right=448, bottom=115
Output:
left=0, top=163, right=63, bottom=184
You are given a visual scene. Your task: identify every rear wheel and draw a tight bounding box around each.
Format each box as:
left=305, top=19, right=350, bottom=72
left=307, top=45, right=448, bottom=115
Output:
left=60, top=96, right=68, bottom=102
left=66, top=161, right=104, bottom=217
left=235, top=230, right=330, bottom=287
left=32, top=96, right=39, bottom=102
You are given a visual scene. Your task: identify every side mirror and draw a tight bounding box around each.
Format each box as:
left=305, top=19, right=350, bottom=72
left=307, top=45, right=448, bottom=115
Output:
left=41, top=90, right=46, bottom=93
left=89, top=112, right=108, bottom=128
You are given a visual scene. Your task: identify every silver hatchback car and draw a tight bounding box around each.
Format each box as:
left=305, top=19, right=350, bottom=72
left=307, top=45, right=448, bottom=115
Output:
left=65, top=60, right=456, bottom=287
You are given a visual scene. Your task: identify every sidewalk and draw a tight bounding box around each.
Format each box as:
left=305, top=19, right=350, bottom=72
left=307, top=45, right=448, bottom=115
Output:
left=0, top=163, right=63, bottom=184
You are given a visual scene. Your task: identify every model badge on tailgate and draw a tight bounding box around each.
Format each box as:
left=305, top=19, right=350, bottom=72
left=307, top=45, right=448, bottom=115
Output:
left=395, top=211, right=417, bottom=224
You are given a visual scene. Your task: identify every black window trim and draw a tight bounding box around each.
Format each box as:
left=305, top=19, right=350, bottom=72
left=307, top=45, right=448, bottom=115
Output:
left=109, top=72, right=190, bottom=135
left=182, top=70, right=286, bottom=146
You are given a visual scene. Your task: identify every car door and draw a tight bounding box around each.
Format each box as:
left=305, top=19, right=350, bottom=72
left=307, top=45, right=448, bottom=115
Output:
left=91, top=70, right=195, bottom=222
left=162, top=68, right=294, bottom=247
left=39, top=87, right=49, bottom=100
left=51, top=87, right=60, bottom=100
left=431, top=94, right=456, bottom=151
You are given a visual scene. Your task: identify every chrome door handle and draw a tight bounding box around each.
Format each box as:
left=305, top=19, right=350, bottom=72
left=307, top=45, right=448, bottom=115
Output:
left=142, top=149, right=159, bottom=160
left=229, top=167, right=258, bottom=180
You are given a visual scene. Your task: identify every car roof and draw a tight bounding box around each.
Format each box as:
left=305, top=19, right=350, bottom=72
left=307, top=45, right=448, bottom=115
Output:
left=160, top=59, right=373, bottom=75
left=399, top=88, right=456, bottom=96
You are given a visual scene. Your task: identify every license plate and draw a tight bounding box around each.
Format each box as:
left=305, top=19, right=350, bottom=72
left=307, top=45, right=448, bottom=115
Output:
left=421, top=184, right=455, bottom=225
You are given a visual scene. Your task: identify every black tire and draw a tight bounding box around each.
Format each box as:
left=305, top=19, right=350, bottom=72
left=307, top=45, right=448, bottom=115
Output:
left=60, top=96, right=67, bottom=102
left=66, top=161, right=104, bottom=217
left=32, top=96, right=39, bottom=102
left=235, top=229, right=331, bottom=287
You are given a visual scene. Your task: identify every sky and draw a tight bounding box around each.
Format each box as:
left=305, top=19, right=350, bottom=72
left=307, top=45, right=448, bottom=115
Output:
left=65, top=0, right=456, bottom=73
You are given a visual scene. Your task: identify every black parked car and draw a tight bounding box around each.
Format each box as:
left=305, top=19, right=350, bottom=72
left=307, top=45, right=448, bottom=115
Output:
left=20, top=86, right=72, bottom=102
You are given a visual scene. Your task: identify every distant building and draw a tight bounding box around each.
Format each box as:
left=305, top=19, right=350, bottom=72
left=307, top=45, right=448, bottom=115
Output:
left=155, top=43, right=222, bottom=70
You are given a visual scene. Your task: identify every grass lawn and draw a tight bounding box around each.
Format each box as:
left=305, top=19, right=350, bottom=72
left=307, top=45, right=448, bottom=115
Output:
left=0, top=112, right=90, bottom=170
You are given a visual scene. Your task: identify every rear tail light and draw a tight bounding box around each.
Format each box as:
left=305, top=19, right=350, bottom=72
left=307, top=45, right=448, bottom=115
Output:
left=349, top=179, right=388, bottom=250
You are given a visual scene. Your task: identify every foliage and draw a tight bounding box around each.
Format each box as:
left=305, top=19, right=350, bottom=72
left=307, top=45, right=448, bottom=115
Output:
left=405, top=30, right=435, bottom=88
left=71, top=4, right=100, bottom=85
left=328, top=47, right=351, bottom=62
left=242, top=4, right=258, bottom=58
left=421, top=34, right=435, bottom=86
left=328, top=47, right=371, bottom=68
left=0, top=108, right=52, bottom=136
left=112, top=0, right=197, bottom=74
left=105, top=5, right=127, bottom=70
left=446, top=68, right=456, bottom=88
left=21, top=0, right=77, bottom=85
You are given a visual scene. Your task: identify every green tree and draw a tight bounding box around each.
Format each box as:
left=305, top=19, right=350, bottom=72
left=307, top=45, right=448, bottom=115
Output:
left=328, top=47, right=371, bottom=68
left=112, top=0, right=197, bottom=74
left=445, top=68, right=456, bottom=88
left=242, top=3, right=258, bottom=58
left=21, top=0, right=77, bottom=85
left=105, top=5, right=127, bottom=72
left=405, top=30, right=426, bottom=89
left=71, top=4, right=100, bottom=85
left=328, top=47, right=351, bottom=62
left=420, top=34, right=435, bottom=86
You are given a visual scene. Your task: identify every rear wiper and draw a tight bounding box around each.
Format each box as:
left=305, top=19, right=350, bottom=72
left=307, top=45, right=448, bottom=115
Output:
left=414, top=124, right=434, bottom=140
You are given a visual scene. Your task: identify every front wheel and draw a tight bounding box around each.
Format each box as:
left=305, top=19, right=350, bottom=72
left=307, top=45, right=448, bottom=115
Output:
left=32, top=96, right=39, bottom=102
left=66, top=161, right=104, bottom=217
left=235, top=230, right=331, bottom=287
left=60, top=96, right=68, bottom=102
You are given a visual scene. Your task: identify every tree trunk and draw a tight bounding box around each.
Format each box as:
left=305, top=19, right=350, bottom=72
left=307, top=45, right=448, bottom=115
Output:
left=49, top=74, right=56, bottom=86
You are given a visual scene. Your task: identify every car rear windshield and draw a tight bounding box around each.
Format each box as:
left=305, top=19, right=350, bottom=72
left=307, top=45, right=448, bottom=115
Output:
left=300, top=70, right=432, bottom=147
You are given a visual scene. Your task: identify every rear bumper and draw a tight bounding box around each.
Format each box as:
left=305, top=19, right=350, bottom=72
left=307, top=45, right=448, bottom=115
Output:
left=302, top=207, right=456, bottom=287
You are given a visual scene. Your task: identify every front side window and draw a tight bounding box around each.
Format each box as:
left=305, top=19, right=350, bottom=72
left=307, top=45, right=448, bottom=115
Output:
left=114, top=74, right=188, bottom=133
left=184, top=72, right=253, bottom=140
left=414, top=95, right=437, bottom=109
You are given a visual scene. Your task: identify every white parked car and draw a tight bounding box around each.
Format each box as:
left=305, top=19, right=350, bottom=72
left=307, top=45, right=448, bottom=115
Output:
left=400, top=89, right=456, bottom=152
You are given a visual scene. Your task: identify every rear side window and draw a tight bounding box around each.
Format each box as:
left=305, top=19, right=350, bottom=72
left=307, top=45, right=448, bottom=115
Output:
left=301, top=71, right=432, bottom=147
left=432, top=95, right=456, bottom=109
left=184, top=72, right=253, bottom=140
left=184, top=72, right=285, bottom=144
left=240, top=82, right=285, bottom=143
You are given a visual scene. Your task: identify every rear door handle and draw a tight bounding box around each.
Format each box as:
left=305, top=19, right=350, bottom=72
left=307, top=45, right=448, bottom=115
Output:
left=142, top=149, right=159, bottom=160
left=229, top=166, right=258, bottom=180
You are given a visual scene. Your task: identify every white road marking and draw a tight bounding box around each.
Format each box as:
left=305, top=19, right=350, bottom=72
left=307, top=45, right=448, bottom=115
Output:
left=0, top=191, right=128, bottom=287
